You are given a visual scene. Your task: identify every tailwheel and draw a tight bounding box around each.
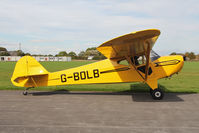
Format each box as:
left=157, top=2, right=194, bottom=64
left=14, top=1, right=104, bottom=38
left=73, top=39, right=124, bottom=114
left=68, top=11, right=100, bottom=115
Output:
left=23, top=87, right=32, bottom=95
left=150, top=88, right=164, bottom=100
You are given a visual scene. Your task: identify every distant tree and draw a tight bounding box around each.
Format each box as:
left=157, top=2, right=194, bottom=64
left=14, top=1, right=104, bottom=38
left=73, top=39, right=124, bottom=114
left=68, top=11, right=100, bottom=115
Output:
left=189, top=52, right=196, bottom=60
left=68, top=51, right=77, bottom=59
left=25, top=53, right=31, bottom=56
left=32, top=54, right=41, bottom=56
left=78, top=51, right=85, bottom=57
left=86, top=47, right=97, bottom=51
left=98, top=51, right=106, bottom=59
left=17, top=50, right=25, bottom=56
left=76, top=47, right=107, bottom=60
left=185, top=52, right=196, bottom=60
left=0, top=47, right=7, bottom=51
left=78, top=51, right=86, bottom=60
left=57, top=51, right=68, bottom=56
left=92, top=56, right=100, bottom=60
left=99, top=54, right=106, bottom=60
left=0, top=51, right=10, bottom=56
left=196, top=54, right=199, bottom=60
left=85, top=49, right=99, bottom=56
left=170, top=52, right=177, bottom=55
left=93, top=55, right=106, bottom=60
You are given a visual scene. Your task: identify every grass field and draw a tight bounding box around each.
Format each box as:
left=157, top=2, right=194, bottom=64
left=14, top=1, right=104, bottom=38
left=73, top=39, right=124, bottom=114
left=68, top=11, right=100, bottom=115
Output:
left=0, top=61, right=199, bottom=93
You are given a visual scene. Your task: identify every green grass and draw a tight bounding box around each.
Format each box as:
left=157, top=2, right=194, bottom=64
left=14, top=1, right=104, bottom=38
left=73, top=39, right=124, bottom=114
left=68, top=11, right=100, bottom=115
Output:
left=0, top=61, right=199, bottom=93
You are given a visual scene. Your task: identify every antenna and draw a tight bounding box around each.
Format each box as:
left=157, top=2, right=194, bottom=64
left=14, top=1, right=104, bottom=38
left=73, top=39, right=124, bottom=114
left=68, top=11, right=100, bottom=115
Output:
left=19, top=43, right=21, bottom=51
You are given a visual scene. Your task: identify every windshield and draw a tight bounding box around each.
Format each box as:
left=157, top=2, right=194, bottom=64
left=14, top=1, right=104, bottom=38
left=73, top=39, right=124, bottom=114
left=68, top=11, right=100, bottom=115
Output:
left=150, top=50, right=160, bottom=61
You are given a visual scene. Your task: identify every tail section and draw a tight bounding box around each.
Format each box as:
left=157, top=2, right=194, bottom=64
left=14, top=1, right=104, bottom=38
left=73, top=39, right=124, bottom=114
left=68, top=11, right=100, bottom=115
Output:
left=11, top=56, right=49, bottom=87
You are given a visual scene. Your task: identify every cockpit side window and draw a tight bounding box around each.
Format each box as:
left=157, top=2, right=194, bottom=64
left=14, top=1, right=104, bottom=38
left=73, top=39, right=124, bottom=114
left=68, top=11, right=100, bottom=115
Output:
left=131, top=55, right=146, bottom=66
left=118, top=50, right=159, bottom=67
left=150, top=50, right=160, bottom=61
left=117, top=59, right=129, bottom=66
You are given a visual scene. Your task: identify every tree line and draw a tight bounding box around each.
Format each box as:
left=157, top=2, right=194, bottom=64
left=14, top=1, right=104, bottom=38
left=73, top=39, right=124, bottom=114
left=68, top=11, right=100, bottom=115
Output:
left=170, top=52, right=197, bottom=60
left=0, top=47, right=27, bottom=56
left=1, top=46, right=198, bottom=60
left=55, top=47, right=106, bottom=60
left=0, top=47, right=106, bottom=60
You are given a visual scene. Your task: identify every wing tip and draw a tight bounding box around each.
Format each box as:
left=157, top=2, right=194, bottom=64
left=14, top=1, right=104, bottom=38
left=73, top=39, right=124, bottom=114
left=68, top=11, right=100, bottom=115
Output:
left=131, top=28, right=160, bottom=35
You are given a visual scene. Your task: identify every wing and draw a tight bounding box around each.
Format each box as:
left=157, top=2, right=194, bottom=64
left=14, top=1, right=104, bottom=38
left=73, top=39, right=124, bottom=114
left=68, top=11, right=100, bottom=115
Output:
left=97, top=29, right=160, bottom=59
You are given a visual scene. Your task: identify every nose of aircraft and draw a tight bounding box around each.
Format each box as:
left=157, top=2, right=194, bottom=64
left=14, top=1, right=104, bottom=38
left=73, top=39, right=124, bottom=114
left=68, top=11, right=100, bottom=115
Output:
left=154, top=55, right=184, bottom=77
left=166, top=55, right=184, bottom=76
left=175, top=55, right=184, bottom=73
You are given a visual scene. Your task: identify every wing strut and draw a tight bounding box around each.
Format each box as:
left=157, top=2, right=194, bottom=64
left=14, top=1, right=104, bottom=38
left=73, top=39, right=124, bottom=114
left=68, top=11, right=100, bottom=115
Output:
left=144, top=41, right=151, bottom=81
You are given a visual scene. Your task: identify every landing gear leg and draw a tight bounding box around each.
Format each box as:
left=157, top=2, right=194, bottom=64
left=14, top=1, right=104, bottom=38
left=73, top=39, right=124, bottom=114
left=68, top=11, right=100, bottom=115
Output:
left=23, top=87, right=31, bottom=95
left=150, top=88, right=164, bottom=100
left=150, top=88, right=153, bottom=94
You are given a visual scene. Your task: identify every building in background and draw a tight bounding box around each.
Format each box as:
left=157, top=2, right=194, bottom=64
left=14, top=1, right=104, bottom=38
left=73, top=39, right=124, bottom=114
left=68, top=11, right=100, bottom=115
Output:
left=8, top=51, right=18, bottom=56
left=0, top=56, right=71, bottom=62
left=87, top=56, right=94, bottom=60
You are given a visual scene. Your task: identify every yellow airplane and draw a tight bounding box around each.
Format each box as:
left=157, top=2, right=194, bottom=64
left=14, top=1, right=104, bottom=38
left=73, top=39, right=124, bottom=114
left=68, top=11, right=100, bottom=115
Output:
left=11, top=29, right=184, bottom=100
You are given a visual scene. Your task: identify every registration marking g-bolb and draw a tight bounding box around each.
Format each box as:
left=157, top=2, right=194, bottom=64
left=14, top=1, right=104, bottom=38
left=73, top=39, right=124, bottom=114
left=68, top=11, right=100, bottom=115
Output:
left=61, top=69, right=100, bottom=82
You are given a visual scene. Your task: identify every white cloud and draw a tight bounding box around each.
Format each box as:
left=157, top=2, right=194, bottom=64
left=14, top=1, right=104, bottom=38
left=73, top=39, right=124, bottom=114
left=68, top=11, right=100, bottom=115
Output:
left=30, top=39, right=65, bottom=43
left=0, top=0, right=198, bottom=55
left=0, top=39, right=20, bottom=51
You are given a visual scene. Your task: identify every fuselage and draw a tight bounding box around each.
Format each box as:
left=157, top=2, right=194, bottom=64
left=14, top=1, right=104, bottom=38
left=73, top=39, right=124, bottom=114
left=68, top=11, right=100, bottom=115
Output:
left=30, top=55, right=184, bottom=87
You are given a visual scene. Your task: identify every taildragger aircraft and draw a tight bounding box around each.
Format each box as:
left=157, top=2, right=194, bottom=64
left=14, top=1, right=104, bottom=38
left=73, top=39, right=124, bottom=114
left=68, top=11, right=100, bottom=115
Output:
left=11, top=29, right=184, bottom=100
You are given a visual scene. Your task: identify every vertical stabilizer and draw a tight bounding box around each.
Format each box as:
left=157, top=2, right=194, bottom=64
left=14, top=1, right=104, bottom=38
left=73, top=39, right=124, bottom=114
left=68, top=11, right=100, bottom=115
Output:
left=11, top=56, right=49, bottom=87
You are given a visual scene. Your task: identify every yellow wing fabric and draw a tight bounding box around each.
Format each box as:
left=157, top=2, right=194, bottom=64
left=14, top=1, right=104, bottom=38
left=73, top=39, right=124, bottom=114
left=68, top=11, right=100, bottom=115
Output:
left=97, top=29, right=160, bottom=59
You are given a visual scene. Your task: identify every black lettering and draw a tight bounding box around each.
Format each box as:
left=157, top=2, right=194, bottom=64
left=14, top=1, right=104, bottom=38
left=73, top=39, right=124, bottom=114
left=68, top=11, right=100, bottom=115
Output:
left=93, top=69, right=99, bottom=78
left=73, top=72, right=79, bottom=81
left=86, top=71, right=93, bottom=79
left=61, top=74, right=67, bottom=82
left=80, top=71, right=86, bottom=80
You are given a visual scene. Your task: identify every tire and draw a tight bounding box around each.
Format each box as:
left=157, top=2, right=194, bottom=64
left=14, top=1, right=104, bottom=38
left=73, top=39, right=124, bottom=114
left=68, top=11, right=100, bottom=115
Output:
left=23, top=91, right=28, bottom=95
left=151, top=88, right=164, bottom=100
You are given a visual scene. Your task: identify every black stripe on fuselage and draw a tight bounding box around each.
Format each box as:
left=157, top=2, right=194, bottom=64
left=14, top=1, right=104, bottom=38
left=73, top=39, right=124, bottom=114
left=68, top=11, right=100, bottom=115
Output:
left=100, top=67, right=130, bottom=74
left=154, top=59, right=180, bottom=67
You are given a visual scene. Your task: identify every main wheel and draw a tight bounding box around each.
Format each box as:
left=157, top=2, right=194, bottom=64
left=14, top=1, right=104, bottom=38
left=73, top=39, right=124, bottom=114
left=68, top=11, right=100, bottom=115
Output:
left=150, top=88, right=164, bottom=100
left=23, top=91, right=28, bottom=95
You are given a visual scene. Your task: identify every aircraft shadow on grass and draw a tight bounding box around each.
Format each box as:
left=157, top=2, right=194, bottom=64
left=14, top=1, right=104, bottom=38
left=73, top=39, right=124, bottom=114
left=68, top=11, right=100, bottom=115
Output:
left=30, top=84, right=195, bottom=102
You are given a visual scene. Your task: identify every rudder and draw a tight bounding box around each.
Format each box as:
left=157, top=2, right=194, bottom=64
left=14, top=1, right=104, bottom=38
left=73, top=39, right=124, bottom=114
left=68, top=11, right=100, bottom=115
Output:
left=11, top=56, right=49, bottom=87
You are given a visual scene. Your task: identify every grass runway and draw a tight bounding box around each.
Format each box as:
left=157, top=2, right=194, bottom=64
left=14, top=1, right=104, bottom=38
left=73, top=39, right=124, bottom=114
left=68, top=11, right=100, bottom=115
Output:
left=0, top=60, right=199, bottom=92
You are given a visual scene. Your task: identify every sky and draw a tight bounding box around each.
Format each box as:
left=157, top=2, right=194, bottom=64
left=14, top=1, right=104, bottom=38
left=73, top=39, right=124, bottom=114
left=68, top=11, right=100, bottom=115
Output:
left=0, top=0, right=198, bottom=56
